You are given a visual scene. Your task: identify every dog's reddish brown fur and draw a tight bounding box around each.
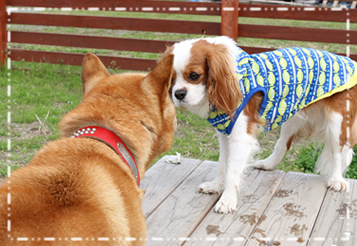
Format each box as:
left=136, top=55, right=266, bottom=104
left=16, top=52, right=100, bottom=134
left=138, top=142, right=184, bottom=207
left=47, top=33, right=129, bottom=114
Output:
left=243, top=84, right=357, bottom=150
left=0, top=53, right=176, bottom=245
left=324, top=85, right=357, bottom=148
left=243, top=92, right=264, bottom=136
left=165, top=40, right=242, bottom=118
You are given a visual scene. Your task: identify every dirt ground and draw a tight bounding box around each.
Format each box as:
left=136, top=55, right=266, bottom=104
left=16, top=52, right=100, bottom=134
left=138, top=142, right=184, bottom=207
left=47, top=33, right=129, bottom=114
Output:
left=0, top=122, right=52, bottom=166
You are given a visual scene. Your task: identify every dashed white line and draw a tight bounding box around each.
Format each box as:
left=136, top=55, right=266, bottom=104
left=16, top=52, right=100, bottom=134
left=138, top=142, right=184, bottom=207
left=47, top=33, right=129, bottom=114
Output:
left=151, top=237, right=164, bottom=241
left=4, top=4, right=352, bottom=244
left=71, top=237, right=82, bottom=241
left=44, top=237, right=56, bottom=241
left=196, top=7, right=208, bottom=11
left=169, top=7, right=180, bottom=11
left=250, top=7, right=262, bottom=11
left=142, top=7, right=153, bottom=11
left=223, top=7, right=234, bottom=11
left=125, top=237, right=136, bottom=241
left=97, top=237, right=110, bottom=241
left=179, top=237, right=190, bottom=241
left=287, top=237, right=298, bottom=241
left=205, top=237, right=217, bottom=241
left=16, top=237, right=28, bottom=241
left=277, top=7, right=288, bottom=11
left=233, top=237, right=245, bottom=241
left=60, top=7, right=72, bottom=11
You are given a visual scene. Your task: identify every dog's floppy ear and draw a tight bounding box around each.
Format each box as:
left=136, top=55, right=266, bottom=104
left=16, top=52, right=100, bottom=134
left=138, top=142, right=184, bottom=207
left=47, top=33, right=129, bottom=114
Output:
left=144, top=54, right=174, bottom=99
left=81, top=53, right=110, bottom=96
left=206, top=46, right=242, bottom=118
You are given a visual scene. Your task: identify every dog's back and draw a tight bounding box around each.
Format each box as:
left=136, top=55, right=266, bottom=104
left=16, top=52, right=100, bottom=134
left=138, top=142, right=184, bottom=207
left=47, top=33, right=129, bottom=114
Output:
left=0, top=53, right=175, bottom=245
left=0, top=138, right=144, bottom=242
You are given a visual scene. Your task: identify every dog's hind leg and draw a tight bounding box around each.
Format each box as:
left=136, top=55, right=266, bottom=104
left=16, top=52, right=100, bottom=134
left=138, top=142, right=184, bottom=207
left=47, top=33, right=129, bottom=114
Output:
left=198, top=132, right=227, bottom=194
left=254, top=112, right=307, bottom=170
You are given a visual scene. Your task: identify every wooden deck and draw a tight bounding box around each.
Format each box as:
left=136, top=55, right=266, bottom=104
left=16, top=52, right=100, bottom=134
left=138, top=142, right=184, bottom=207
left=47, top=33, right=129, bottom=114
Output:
left=141, top=156, right=357, bottom=246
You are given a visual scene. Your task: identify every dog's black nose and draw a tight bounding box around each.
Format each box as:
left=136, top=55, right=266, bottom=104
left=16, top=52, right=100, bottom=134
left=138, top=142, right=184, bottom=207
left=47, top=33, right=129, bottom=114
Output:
left=174, top=89, right=187, bottom=101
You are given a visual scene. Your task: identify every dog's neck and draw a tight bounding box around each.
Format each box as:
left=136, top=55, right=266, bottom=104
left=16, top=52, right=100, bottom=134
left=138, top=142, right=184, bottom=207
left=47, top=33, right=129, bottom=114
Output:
left=72, top=126, right=140, bottom=186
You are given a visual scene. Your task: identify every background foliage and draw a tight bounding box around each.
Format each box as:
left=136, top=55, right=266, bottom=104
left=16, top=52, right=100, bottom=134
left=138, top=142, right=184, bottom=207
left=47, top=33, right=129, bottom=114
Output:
left=1, top=9, right=357, bottom=179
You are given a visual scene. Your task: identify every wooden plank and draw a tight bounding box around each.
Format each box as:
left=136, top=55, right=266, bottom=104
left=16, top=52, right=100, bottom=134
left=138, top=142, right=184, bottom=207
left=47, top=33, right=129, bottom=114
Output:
left=221, top=0, right=238, bottom=40
left=9, top=13, right=221, bottom=36
left=9, top=31, right=356, bottom=65
left=239, top=4, right=356, bottom=23
left=10, top=31, right=174, bottom=53
left=0, top=0, right=6, bottom=67
left=141, top=156, right=202, bottom=218
left=146, top=160, right=220, bottom=246
left=6, top=0, right=221, bottom=16
left=308, top=179, right=357, bottom=246
left=10, top=13, right=354, bottom=45
left=187, top=169, right=286, bottom=246
left=241, top=46, right=273, bottom=54
left=8, top=46, right=357, bottom=74
left=9, top=49, right=157, bottom=71
left=239, top=24, right=356, bottom=45
left=7, top=0, right=356, bottom=22
left=246, top=172, right=328, bottom=246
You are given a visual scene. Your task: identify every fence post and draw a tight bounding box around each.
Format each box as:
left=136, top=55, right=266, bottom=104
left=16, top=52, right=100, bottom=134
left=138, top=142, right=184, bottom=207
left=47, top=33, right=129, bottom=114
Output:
left=221, top=0, right=239, bottom=41
left=0, top=0, right=7, bottom=67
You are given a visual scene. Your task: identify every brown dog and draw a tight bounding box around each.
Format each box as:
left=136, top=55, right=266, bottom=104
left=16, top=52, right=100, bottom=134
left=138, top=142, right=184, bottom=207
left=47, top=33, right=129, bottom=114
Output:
left=0, top=53, right=176, bottom=245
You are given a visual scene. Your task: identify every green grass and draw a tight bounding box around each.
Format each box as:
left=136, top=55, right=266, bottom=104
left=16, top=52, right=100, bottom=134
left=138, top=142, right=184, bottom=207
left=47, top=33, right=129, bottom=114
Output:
left=279, top=144, right=357, bottom=179
left=161, top=109, right=219, bottom=161
left=1, top=62, right=82, bottom=129
left=2, top=58, right=357, bottom=179
left=2, top=8, right=357, bottom=179
left=8, top=11, right=357, bottom=56
left=0, top=62, right=82, bottom=173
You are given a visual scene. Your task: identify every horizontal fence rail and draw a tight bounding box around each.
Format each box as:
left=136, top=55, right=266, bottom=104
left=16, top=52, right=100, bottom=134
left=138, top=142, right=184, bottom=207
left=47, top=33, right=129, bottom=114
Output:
left=10, top=31, right=175, bottom=53
left=9, top=49, right=157, bottom=71
left=3, top=0, right=357, bottom=71
left=239, top=24, right=356, bottom=45
left=9, top=13, right=221, bottom=35
left=6, top=0, right=356, bottom=22
left=239, top=4, right=357, bottom=22
left=7, top=0, right=222, bottom=16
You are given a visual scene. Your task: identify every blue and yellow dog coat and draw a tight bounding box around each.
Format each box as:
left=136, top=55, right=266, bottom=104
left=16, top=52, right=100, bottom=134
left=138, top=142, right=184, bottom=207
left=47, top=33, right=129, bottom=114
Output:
left=207, top=47, right=357, bottom=135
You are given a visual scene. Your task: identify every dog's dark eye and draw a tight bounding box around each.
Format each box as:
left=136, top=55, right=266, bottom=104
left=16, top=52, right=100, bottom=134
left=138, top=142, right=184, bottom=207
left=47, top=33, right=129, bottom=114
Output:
left=189, top=72, right=200, bottom=81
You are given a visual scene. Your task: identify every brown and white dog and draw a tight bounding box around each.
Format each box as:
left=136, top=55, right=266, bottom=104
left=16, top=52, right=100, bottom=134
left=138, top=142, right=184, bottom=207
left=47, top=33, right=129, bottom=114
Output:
left=0, top=53, right=176, bottom=244
left=164, top=36, right=357, bottom=213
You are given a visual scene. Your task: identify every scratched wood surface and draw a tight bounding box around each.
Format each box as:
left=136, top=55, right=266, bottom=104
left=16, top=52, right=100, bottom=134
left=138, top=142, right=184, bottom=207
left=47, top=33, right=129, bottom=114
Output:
left=142, top=156, right=357, bottom=246
left=141, top=157, right=202, bottom=217
left=187, top=168, right=286, bottom=246
left=145, top=160, right=220, bottom=246
left=308, top=179, right=357, bottom=246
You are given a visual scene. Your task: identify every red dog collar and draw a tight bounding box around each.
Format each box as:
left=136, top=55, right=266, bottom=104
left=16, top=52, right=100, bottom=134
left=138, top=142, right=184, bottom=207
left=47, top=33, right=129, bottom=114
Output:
left=72, top=126, right=140, bottom=186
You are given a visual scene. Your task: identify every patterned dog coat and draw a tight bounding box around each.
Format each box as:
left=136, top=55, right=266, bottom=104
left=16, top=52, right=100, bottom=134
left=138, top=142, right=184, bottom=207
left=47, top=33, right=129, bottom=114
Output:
left=207, top=47, right=357, bottom=135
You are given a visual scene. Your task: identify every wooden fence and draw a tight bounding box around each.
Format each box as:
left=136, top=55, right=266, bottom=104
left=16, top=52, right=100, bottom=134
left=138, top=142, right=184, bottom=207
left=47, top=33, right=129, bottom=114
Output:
left=0, top=0, right=356, bottom=71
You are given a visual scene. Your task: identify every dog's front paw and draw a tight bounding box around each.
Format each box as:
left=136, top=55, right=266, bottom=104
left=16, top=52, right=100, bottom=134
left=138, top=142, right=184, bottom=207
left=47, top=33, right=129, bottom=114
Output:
left=328, top=177, right=348, bottom=191
left=252, top=160, right=275, bottom=171
left=213, top=192, right=237, bottom=214
left=198, top=180, right=223, bottom=195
